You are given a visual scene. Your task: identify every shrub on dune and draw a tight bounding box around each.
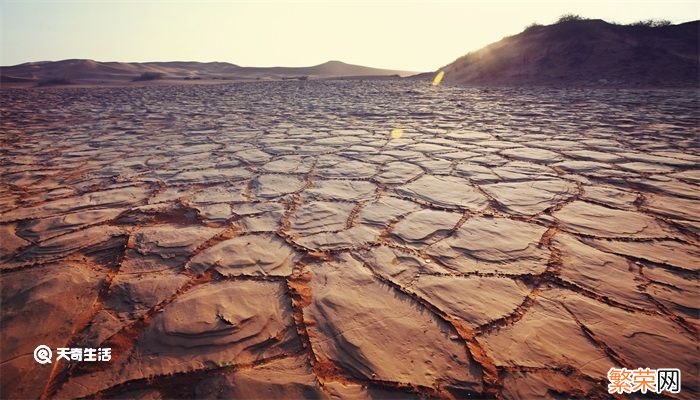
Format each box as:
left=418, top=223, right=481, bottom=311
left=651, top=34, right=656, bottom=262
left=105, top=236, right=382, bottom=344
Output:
left=133, top=71, right=164, bottom=81
left=36, top=77, right=72, bottom=86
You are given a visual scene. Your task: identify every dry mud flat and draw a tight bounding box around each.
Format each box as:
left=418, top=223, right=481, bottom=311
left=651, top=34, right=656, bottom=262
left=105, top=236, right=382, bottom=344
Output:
left=0, top=81, right=698, bottom=399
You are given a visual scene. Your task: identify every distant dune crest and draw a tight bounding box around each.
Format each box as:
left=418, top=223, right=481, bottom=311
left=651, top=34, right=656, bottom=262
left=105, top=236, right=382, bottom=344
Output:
left=0, top=59, right=414, bottom=85
left=441, top=19, right=700, bottom=87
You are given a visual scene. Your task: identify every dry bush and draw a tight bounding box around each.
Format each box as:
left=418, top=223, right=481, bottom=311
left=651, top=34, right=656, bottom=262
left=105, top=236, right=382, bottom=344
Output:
left=557, top=14, right=586, bottom=23
left=629, top=19, right=672, bottom=27
left=37, top=77, right=72, bottom=86
left=133, top=72, right=164, bottom=81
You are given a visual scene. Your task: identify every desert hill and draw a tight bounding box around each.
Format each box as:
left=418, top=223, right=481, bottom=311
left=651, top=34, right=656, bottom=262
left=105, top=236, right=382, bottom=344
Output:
left=440, top=18, right=699, bottom=87
left=0, top=59, right=414, bottom=85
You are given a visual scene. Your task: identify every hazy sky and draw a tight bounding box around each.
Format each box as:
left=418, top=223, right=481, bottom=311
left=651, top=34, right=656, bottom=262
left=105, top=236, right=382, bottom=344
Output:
left=1, top=0, right=698, bottom=71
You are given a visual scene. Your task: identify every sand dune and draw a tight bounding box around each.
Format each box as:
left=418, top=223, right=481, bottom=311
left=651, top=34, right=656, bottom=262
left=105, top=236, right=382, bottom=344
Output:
left=0, top=59, right=415, bottom=85
left=438, top=19, right=699, bottom=87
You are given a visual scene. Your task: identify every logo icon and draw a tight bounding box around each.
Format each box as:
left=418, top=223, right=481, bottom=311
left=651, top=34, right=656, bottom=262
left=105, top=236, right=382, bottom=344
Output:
left=34, top=345, right=52, bottom=364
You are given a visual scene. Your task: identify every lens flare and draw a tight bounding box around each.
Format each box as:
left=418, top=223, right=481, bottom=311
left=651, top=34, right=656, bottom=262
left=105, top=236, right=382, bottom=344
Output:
left=390, top=128, right=404, bottom=139
left=432, top=70, right=445, bottom=86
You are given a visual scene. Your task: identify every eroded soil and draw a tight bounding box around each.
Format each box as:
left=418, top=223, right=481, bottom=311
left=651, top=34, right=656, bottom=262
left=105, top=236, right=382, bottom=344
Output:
left=1, top=81, right=698, bottom=399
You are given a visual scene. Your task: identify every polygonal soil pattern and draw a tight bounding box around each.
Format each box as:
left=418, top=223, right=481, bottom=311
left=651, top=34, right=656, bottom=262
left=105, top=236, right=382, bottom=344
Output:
left=1, top=81, right=698, bottom=399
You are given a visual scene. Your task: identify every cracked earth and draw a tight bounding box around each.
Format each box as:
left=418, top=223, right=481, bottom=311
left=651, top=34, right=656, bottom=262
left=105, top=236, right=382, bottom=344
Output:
left=0, top=81, right=698, bottom=399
